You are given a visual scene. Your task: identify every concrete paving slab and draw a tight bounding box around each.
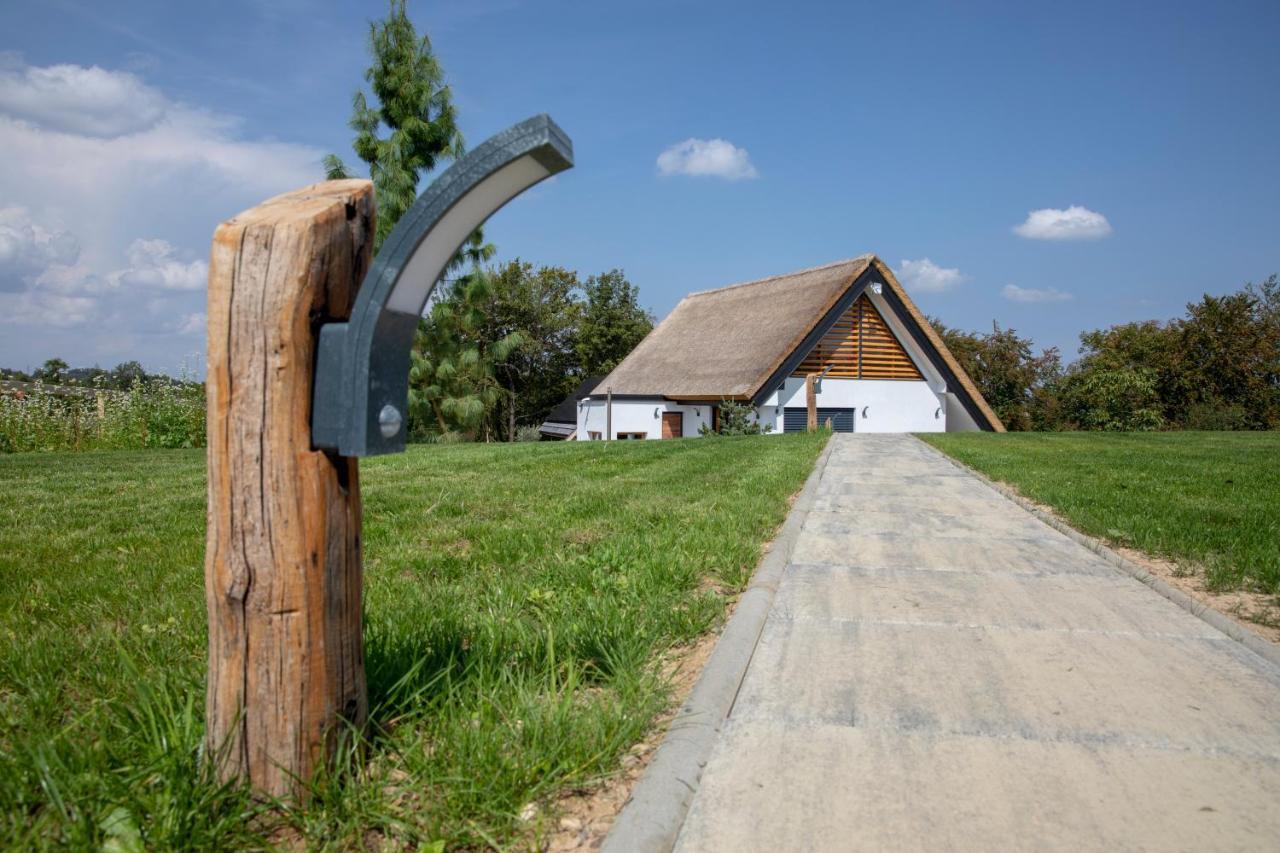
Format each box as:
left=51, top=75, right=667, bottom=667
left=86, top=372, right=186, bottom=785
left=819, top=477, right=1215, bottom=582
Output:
left=809, top=490, right=1016, bottom=515
left=816, top=475, right=1006, bottom=501
left=791, top=529, right=1113, bottom=575
left=773, top=563, right=1225, bottom=638
left=730, top=617, right=1280, bottom=754
left=804, top=507, right=1063, bottom=539
left=674, top=723, right=1280, bottom=852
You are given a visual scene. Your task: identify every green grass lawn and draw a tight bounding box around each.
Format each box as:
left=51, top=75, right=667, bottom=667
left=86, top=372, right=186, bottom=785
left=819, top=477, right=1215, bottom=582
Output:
left=920, top=432, right=1280, bottom=595
left=0, top=433, right=826, bottom=849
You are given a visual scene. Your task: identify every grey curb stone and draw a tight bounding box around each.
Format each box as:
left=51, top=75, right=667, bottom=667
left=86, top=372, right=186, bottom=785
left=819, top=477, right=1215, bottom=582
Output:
left=601, top=435, right=837, bottom=853
left=911, top=435, right=1280, bottom=669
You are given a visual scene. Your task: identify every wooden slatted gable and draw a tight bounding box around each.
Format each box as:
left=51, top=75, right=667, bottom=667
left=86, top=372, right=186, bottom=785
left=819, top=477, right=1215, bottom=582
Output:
left=793, top=295, right=923, bottom=380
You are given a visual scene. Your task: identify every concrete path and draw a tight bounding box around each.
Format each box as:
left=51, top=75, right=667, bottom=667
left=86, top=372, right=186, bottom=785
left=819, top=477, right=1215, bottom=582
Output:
left=673, top=434, right=1280, bottom=851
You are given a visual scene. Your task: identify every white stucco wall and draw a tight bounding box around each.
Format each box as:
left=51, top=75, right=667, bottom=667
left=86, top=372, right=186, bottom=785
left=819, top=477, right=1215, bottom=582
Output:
left=576, top=398, right=714, bottom=440
left=944, top=391, right=982, bottom=431
left=756, top=377, right=946, bottom=433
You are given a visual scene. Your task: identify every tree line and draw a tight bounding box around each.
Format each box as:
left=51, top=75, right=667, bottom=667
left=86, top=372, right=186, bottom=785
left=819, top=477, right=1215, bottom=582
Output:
left=933, top=274, right=1280, bottom=431
left=1, top=359, right=176, bottom=391
left=407, top=262, right=651, bottom=441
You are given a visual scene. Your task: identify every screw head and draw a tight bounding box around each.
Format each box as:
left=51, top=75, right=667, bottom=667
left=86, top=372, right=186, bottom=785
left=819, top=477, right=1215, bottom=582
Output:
left=378, top=404, right=403, bottom=439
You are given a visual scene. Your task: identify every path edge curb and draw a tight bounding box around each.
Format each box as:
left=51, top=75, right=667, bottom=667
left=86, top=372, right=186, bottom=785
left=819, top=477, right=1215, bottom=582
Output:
left=912, top=435, right=1280, bottom=669
left=601, top=434, right=837, bottom=853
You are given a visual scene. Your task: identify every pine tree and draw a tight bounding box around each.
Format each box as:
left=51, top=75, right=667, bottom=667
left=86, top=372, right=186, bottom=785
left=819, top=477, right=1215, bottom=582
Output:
left=408, top=271, right=524, bottom=440
left=327, top=0, right=467, bottom=250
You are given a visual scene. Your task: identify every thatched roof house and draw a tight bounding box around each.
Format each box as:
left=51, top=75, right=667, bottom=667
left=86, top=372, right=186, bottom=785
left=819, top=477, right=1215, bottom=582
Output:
left=575, top=255, right=1002, bottom=439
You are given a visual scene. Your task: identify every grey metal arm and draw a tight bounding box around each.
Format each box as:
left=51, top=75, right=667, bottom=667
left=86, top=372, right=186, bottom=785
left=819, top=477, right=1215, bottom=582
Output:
left=311, top=114, right=573, bottom=456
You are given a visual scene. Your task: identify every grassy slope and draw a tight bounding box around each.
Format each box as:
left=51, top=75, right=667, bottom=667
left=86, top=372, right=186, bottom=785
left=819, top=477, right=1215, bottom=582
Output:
left=0, top=433, right=826, bottom=849
left=920, top=432, right=1280, bottom=594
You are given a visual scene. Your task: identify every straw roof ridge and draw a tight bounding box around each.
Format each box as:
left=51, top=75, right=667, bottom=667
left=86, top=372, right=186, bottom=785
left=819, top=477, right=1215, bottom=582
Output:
left=684, top=254, right=874, bottom=299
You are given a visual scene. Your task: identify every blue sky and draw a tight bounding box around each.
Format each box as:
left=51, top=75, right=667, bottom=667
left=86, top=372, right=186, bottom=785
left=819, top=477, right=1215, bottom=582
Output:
left=2, top=0, right=1278, bottom=375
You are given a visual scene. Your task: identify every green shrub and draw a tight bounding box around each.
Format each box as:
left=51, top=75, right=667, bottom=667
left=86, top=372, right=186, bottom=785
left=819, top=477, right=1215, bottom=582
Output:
left=1059, top=367, right=1164, bottom=431
left=699, top=399, right=772, bottom=436
left=515, top=425, right=543, bottom=442
left=1184, top=400, right=1254, bottom=431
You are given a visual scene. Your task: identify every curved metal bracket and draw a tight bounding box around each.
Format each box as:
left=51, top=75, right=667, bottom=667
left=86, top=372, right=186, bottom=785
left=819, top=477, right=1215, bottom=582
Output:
left=311, top=114, right=573, bottom=456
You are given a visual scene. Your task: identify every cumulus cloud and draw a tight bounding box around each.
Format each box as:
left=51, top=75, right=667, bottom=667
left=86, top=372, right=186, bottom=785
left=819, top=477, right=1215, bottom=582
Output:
left=1002, top=284, right=1073, bottom=303
left=111, top=239, right=208, bottom=291
left=0, top=58, right=322, bottom=371
left=896, top=258, right=967, bottom=293
left=0, top=206, right=80, bottom=290
left=656, top=138, right=758, bottom=180
left=1013, top=206, right=1112, bottom=241
left=0, top=62, right=168, bottom=137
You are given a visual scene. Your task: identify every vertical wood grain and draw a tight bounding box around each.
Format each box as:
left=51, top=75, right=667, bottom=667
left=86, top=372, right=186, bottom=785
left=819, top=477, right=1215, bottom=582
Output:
left=805, top=374, right=818, bottom=432
left=205, top=180, right=375, bottom=799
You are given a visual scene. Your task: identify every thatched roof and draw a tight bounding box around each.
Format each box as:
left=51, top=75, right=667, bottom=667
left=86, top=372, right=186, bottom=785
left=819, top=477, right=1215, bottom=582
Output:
left=594, top=254, right=1005, bottom=431
left=599, top=257, right=873, bottom=399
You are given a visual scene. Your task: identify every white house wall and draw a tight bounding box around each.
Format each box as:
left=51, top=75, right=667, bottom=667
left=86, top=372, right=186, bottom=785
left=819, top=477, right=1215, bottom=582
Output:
left=576, top=398, right=714, bottom=440
left=944, top=392, right=981, bottom=431
left=758, top=377, right=946, bottom=433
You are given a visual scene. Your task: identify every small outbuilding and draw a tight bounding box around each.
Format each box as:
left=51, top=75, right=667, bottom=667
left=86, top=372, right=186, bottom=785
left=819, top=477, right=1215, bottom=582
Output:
left=576, top=255, right=1004, bottom=439
left=538, top=375, right=604, bottom=439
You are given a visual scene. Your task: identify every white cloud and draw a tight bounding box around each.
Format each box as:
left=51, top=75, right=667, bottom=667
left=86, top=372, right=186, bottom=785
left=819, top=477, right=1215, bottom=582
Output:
left=111, top=239, right=207, bottom=291
left=0, top=59, right=323, bottom=372
left=1013, top=205, right=1112, bottom=241
left=0, top=62, right=168, bottom=138
left=0, top=206, right=80, bottom=291
left=896, top=258, right=967, bottom=293
left=1002, top=284, right=1073, bottom=303
left=656, top=138, right=758, bottom=180
left=175, top=312, right=207, bottom=335
left=0, top=290, right=97, bottom=328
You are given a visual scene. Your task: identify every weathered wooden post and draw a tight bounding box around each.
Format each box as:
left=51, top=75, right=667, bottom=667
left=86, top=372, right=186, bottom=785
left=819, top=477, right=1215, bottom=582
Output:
left=204, top=115, right=572, bottom=799
left=205, top=180, right=375, bottom=797
left=805, top=373, right=818, bottom=432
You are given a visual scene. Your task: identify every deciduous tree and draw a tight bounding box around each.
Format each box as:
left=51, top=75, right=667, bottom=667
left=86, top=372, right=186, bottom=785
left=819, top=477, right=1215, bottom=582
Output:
left=929, top=320, right=1061, bottom=430
left=576, top=270, right=653, bottom=376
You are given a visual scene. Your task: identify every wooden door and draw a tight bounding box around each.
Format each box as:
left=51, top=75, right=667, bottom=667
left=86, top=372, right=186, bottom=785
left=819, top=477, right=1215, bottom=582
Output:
left=661, top=411, right=683, bottom=439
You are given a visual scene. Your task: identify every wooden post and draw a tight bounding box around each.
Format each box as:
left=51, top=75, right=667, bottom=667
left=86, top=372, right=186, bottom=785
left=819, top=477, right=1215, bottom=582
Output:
left=205, top=180, right=375, bottom=799
left=805, top=373, right=818, bottom=432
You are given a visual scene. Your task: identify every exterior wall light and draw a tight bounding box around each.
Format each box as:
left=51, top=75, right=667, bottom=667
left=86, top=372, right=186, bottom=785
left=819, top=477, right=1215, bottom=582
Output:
left=654, top=407, right=661, bottom=418
left=311, top=114, right=573, bottom=456
left=861, top=406, right=869, bottom=418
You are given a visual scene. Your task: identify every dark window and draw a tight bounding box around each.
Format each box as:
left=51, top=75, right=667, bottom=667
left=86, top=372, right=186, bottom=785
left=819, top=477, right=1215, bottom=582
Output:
left=783, top=407, right=855, bottom=433
left=617, top=432, right=646, bottom=440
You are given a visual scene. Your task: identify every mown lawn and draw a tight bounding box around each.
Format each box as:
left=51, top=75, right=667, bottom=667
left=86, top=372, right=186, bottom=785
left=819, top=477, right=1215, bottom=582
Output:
left=920, top=432, right=1280, bottom=595
left=0, top=433, right=826, bottom=849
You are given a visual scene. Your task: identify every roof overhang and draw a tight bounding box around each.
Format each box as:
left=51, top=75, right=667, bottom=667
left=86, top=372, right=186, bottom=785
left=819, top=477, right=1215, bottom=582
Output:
left=538, top=421, right=575, bottom=437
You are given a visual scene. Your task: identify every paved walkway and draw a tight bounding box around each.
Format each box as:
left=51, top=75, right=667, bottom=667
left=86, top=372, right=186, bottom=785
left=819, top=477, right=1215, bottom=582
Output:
left=673, top=434, right=1280, bottom=851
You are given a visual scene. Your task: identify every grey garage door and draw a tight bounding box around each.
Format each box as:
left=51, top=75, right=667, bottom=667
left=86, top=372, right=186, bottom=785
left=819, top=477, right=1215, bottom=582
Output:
left=783, top=407, right=855, bottom=433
